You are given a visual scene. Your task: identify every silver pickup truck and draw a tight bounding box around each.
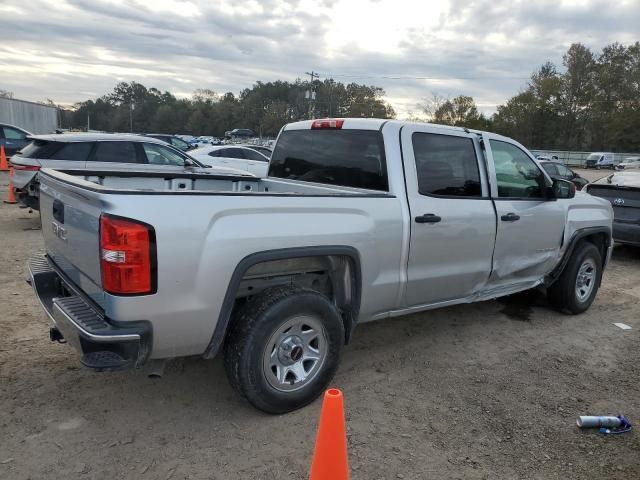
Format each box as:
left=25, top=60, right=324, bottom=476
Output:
left=28, top=119, right=613, bottom=413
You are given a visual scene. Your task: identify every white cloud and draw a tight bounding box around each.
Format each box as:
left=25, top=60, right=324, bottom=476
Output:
left=0, top=0, right=637, bottom=117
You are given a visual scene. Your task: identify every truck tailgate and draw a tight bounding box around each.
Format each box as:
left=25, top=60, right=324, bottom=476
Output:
left=39, top=171, right=106, bottom=308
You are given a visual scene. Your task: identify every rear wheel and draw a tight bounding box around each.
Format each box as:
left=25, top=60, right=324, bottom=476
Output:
left=224, top=286, right=344, bottom=414
left=547, top=242, right=602, bottom=314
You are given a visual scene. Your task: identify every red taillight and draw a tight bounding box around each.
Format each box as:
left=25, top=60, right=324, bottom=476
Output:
left=311, top=118, right=344, bottom=129
left=100, top=214, right=155, bottom=295
left=11, top=164, right=40, bottom=171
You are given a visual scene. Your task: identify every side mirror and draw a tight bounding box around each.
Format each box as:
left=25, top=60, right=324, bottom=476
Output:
left=552, top=178, right=575, bottom=199
left=183, top=158, right=195, bottom=168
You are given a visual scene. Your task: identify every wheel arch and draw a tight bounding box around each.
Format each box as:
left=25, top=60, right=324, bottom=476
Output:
left=545, top=226, right=611, bottom=287
left=203, top=246, right=362, bottom=359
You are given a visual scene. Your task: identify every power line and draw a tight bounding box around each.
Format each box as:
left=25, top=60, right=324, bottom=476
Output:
left=318, top=73, right=531, bottom=81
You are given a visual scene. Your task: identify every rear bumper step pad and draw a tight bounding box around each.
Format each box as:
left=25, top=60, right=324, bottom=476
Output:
left=28, top=255, right=151, bottom=371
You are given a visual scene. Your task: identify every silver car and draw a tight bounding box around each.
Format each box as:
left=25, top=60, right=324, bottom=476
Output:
left=9, top=133, right=248, bottom=209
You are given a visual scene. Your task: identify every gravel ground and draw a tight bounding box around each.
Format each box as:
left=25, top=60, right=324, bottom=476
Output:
left=1, top=169, right=639, bottom=480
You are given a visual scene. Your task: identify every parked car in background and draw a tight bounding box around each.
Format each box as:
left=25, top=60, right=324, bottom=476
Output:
left=1, top=123, right=31, bottom=156
left=190, top=144, right=269, bottom=176
left=224, top=128, right=255, bottom=139
left=175, top=135, right=198, bottom=146
left=9, top=134, right=248, bottom=209
left=615, top=156, right=640, bottom=171
left=28, top=118, right=612, bottom=413
left=585, top=171, right=640, bottom=246
left=536, top=154, right=559, bottom=161
left=143, top=134, right=196, bottom=151
left=539, top=160, right=589, bottom=190
left=585, top=152, right=616, bottom=169
left=196, top=136, right=222, bottom=145
left=238, top=144, right=272, bottom=157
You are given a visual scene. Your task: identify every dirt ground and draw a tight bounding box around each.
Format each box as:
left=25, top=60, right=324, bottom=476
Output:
left=1, top=168, right=639, bottom=480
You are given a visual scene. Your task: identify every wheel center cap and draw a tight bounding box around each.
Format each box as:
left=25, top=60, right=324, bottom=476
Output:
left=291, top=345, right=303, bottom=361
left=278, top=335, right=304, bottom=365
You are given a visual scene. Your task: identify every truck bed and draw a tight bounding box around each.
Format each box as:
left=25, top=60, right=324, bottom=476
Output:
left=37, top=167, right=403, bottom=359
left=42, top=168, right=392, bottom=197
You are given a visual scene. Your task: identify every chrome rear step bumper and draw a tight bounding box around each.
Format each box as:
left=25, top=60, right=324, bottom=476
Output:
left=27, top=255, right=151, bottom=371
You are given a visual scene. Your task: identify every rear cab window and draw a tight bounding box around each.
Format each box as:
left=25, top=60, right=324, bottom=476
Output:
left=269, top=129, right=388, bottom=191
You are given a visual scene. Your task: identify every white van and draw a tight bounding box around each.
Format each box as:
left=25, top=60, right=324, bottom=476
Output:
left=585, top=152, right=615, bottom=169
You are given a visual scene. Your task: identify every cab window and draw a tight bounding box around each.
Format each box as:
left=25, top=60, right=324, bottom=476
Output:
left=541, top=163, right=558, bottom=175
left=556, top=164, right=574, bottom=178
left=3, top=127, right=26, bottom=139
left=244, top=149, right=268, bottom=162
left=92, top=142, right=139, bottom=163
left=171, top=137, right=189, bottom=150
left=224, top=148, right=246, bottom=159
left=142, top=143, right=187, bottom=166
left=50, top=142, right=93, bottom=161
left=412, top=133, right=482, bottom=197
left=490, top=140, right=547, bottom=199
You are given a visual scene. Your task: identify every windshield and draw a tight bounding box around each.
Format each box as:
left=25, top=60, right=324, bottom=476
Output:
left=587, top=153, right=602, bottom=160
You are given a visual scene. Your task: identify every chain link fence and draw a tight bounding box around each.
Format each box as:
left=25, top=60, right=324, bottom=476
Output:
left=529, top=149, right=640, bottom=167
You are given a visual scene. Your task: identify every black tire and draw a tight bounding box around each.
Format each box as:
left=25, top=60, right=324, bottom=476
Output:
left=547, top=242, right=602, bottom=314
left=224, top=286, right=344, bottom=414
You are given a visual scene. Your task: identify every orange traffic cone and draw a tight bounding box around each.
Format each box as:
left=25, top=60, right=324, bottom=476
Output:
left=4, top=167, right=17, bottom=204
left=0, top=145, right=8, bottom=171
left=309, top=389, right=349, bottom=480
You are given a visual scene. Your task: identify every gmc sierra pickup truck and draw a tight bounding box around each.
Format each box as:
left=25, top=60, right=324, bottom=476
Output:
left=28, top=118, right=613, bottom=413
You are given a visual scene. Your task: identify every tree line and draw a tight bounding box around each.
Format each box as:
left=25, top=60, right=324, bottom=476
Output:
left=422, top=42, right=640, bottom=152
left=61, top=80, right=395, bottom=137
left=60, top=41, right=639, bottom=151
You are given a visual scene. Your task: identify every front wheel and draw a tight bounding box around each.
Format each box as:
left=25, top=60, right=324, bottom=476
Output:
left=224, top=286, right=344, bottom=414
left=547, top=242, right=602, bottom=314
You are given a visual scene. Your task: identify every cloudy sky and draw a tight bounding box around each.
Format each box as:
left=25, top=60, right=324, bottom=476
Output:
left=1, top=0, right=638, bottom=117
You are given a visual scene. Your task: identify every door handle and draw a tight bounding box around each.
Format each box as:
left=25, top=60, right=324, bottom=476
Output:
left=415, top=213, right=442, bottom=224
left=501, top=213, right=520, bottom=222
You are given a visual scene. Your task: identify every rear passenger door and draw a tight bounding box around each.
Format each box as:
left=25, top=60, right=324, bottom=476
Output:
left=482, top=134, right=565, bottom=286
left=401, top=125, right=496, bottom=306
left=84, top=141, right=142, bottom=170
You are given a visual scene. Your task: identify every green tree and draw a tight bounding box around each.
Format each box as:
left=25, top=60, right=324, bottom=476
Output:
left=431, top=95, right=488, bottom=129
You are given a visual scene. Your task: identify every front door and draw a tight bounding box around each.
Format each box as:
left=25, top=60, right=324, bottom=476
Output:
left=482, top=134, right=565, bottom=286
left=401, top=125, right=496, bottom=307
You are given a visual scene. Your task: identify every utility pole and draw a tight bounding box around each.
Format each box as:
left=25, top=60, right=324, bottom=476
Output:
left=129, top=102, right=135, bottom=132
left=305, top=71, right=319, bottom=119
